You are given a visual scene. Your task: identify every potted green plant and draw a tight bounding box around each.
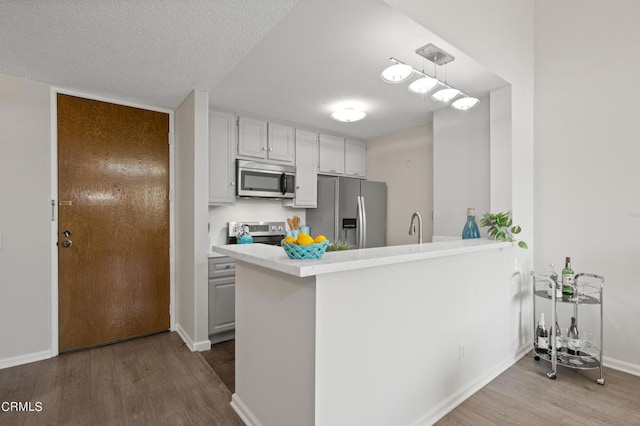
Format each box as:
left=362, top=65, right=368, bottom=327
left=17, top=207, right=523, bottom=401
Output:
left=479, top=211, right=528, bottom=249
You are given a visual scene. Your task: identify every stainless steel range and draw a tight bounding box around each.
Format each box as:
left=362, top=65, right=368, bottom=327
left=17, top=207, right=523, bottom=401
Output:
left=227, top=221, right=286, bottom=245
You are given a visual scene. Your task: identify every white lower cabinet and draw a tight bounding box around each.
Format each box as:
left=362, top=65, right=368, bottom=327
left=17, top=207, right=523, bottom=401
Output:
left=208, top=256, right=236, bottom=343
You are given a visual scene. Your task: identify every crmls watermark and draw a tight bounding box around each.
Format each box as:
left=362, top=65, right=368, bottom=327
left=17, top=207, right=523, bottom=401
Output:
left=1, top=401, right=43, bottom=412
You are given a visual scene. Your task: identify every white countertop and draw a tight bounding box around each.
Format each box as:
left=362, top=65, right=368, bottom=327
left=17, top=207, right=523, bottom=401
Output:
left=212, top=239, right=512, bottom=277
left=208, top=251, right=227, bottom=258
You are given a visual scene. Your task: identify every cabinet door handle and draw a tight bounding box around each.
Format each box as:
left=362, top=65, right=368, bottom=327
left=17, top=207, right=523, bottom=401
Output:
left=230, top=181, right=235, bottom=186
left=262, top=146, right=267, bottom=151
left=268, top=147, right=273, bottom=152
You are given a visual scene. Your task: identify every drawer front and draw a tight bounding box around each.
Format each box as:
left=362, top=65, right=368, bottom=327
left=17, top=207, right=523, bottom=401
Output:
left=208, top=257, right=236, bottom=278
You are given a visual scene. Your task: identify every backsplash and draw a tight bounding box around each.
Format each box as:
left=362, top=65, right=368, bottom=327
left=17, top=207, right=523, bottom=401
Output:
left=209, top=199, right=307, bottom=247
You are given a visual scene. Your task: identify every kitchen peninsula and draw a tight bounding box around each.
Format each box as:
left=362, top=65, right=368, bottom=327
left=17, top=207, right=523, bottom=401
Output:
left=213, top=239, right=526, bottom=426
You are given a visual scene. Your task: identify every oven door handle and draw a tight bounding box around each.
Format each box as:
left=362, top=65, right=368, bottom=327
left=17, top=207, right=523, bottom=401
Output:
left=280, top=172, right=287, bottom=195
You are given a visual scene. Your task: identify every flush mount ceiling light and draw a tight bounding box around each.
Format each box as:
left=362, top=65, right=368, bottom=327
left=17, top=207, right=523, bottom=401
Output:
left=381, top=43, right=479, bottom=111
left=330, top=107, right=366, bottom=122
left=451, top=96, right=480, bottom=111
left=380, top=63, right=413, bottom=83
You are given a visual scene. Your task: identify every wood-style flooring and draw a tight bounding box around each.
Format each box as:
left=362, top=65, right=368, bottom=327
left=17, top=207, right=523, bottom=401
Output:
left=2, top=332, right=639, bottom=426
left=200, top=339, right=235, bottom=393
left=0, top=332, right=242, bottom=426
left=437, top=353, right=640, bottom=425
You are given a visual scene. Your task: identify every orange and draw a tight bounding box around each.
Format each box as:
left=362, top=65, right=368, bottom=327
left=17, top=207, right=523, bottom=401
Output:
left=314, top=235, right=327, bottom=243
left=296, top=232, right=314, bottom=246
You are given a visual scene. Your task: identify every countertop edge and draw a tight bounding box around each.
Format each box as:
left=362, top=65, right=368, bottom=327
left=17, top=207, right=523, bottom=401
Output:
left=212, top=239, right=514, bottom=277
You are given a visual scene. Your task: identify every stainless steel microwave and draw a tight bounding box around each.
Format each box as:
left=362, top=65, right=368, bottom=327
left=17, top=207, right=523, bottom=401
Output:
left=236, top=159, right=296, bottom=199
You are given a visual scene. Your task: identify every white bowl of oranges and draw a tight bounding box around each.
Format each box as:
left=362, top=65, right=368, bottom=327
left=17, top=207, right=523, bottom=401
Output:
left=281, top=233, right=330, bottom=259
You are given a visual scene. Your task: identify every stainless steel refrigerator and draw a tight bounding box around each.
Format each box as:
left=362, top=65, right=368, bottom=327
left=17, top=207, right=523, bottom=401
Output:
left=306, top=176, right=387, bottom=248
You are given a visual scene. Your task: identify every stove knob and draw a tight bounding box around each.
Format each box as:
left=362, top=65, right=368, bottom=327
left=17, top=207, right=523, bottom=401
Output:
left=278, top=225, right=284, bottom=231
left=271, top=225, right=276, bottom=231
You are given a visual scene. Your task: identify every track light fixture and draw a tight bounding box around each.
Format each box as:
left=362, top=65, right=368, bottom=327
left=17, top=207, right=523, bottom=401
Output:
left=380, top=43, right=479, bottom=111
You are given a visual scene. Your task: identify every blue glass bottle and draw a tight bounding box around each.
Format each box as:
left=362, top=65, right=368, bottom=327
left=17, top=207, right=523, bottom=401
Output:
left=462, top=208, right=480, bottom=239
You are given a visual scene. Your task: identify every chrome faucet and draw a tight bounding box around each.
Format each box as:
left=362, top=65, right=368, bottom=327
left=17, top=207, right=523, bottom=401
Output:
left=408, top=212, right=423, bottom=244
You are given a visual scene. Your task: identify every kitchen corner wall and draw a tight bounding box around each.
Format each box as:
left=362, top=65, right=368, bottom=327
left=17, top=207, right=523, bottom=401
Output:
left=175, top=89, right=210, bottom=351
left=367, top=124, right=433, bottom=246
left=209, top=200, right=306, bottom=248
left=0, top=73, right=52, bottom=367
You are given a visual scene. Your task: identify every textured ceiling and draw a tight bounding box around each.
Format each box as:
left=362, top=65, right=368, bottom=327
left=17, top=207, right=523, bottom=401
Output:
left=1, top=0, right=507, bottom=139
left=0, top=0, right=298, bottom=108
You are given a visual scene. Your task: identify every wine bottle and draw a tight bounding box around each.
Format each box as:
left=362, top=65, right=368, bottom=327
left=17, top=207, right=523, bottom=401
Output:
left=562, top=257, right=574, bottom=297
left=568, top=316, right=580, bottom=355
left=553, top=321, right=562, bottom=351
left=535, top=313, right=549, bottom=354
left=461, top=208, right=480, bottom=239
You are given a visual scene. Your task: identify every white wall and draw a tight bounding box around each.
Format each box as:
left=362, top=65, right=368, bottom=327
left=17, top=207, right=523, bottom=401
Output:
left=366, top=124, right=433, bottom=245
left=0, top=73, right=52, bottom=367
left=490, top=85, right=512, bottom=213
left=433, top=98, right=490, bottom=238
left=535, top=0, right=640, bottom=375
left=209, top=200, right=306, bottom=247
left=174, top=89, right=211, bottom=351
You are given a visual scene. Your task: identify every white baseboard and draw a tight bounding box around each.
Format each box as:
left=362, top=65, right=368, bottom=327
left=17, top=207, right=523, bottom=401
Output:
left=231, top=393, right=262, bottom=426
left=193, top=339, right=211, bottom=352
left=175, top=323, right=211, bottom=352
left=411, top=345, right=531, bottom=426
left=0, top=350, right=52, bottom=370
left=175, top=323, right=195, bottom=351
left=604, top=356, right=640, bottom=377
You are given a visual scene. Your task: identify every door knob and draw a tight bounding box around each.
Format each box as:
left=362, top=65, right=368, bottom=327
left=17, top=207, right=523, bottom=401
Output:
left=62, top=230, right=72, bottom=237
left=62, top=240, right=73, bottom=248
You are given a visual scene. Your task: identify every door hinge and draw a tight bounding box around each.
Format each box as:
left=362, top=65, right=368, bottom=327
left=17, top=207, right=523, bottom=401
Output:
left=51, top=199, right=56, bottom=222
left=168, top=131, right=174, bottom=145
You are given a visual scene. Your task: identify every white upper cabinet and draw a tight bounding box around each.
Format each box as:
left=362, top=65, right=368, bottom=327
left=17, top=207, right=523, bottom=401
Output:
left=291, top=129, right=318, bottom=208
left=237, top=115, right=267, bottom=159
left=318, top=134, right=345, bottom=175
left=344, top=139, right=367, bottom=178
left=209, top=110, right=236, bottom=205
left=237, top=115, right=295, bottom=164
left=267, top=122, right=295, bottom=163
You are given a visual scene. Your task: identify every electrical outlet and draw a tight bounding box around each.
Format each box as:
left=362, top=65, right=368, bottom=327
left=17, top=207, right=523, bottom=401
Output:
left=459, top=343, right=465, bottom=362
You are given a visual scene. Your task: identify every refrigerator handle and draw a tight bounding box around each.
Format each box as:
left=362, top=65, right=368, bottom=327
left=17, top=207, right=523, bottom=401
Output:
left=356, top=196, right=363, bottom=249
left=361, top=195, right=367, bottom=248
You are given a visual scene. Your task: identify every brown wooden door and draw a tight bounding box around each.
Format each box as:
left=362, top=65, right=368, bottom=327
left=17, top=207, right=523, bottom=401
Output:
left=57, top=94, right=170, bottom=352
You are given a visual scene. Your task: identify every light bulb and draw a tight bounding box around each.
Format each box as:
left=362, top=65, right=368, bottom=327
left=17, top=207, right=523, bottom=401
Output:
left=451, top=97, right=480, bottom=111
left=408, top=76, right=438, bottom=94
left=431, top=88, right=461, bottom=102
left=381, top=64, right=413, bottom=83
